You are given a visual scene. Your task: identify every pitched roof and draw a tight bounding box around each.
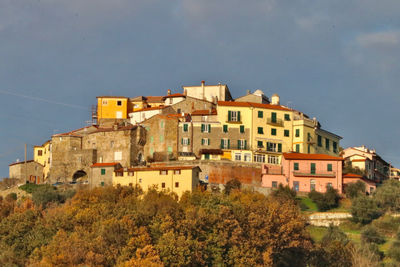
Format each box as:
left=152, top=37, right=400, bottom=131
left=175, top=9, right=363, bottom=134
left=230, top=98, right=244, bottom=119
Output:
left=163, top=93, right=186, bottom=99
left=283, top=152, right=343, bottom=161
left=343, top=173, right=363, bottom=178
left=217, top=101, right=292, bottom=111
left=96, top=96, right=128, bottom=99
left=191, top=109, right=217, bottom=116
left=9, top=160, right=40, bottom=167
left=91, top=163, right=120, bottom=168
left=132, top=106, right=165, bottom=112
left=146, top=96, right=164, bottom=103
left=115, top=166, right=201, bottom=172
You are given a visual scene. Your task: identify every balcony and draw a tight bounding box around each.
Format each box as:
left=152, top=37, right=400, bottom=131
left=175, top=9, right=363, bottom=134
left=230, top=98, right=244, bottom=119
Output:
left=293, top=171, right=337, bottom=178
left=221, top=144, right=249, bottom=150
left=267, top=118, right=284, bottom=127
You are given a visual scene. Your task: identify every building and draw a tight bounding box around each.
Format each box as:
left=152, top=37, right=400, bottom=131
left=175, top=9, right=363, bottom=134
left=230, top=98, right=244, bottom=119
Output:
left=341, top=146, right=389, bottom=182
left=90, top=162, right=122, bottom=187
left=33, top=140, right=52, bottom=182
left=390, top=167, right=400, bottom=181
left=235, top=89, right=270, bottom=104
left=49, top=124, right=145, bottom=183
left=97, top=96, right=129, bottom=123
left=113, top=165, right=201, bottom=197
left=343, top=173, right=376, bottom=194
left=9, top=160, right=44, bottom=184
left=262, top=153, right=343, bottom=193
left=182, top=81, right=233, bottom=102
left=129, top=106, right=174, bottom=124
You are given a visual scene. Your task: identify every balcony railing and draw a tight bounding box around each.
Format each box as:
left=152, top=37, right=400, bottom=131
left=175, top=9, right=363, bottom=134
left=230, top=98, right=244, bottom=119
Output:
left=267, top=118, right=284, bottom=127
left=220, top=145, right=249, bottom=150
left=293, top=171, right=337, bottom=177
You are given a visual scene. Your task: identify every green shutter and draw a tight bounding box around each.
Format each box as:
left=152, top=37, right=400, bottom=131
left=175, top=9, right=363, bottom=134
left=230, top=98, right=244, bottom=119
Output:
left=327, top=164, right=332, bottom=172
left=181, top=138, right=183, bottom=144
left=284, top=130, right=289, bottom=137
left=295, top=129, right=300, bottom=137
left=183, top=124, right=188, bottom=132
left=278, top=143, right=282, bottom=152
left=318, top=135, right=322, bottom=146
left=201, top=124, right=204, bottom=132
left=258, top=111, right=263, bottom=118
left=296, top=144, right=300, bottom=152
left=271, top=128, right=276, bottom=135
left=188, top=139, right=190, bottom=145
left=311, top=163, right=316, bottom=174
left=245, top=140, right=247, bottom=150
left=272, top=112, right=277, bottom=123
left=294, top=163, right=299, bottom=170
left=237, top=111, right=241, bottom=122
left=223, top=125, right=228, bottom=133
left=201, top=139, right=204, bottom=145
left=208, top=138, right=210, bottom=145
left=228, top=139, right=230, bottom=149
left=228, top=111, right=232, bottom=121
left=238, top=140, right=241, bottom=149
left=221, top=139, right=224, bottom=149
left=209, top=125, right=211, bottom=133
left=240, top=125, right=244, bottom=133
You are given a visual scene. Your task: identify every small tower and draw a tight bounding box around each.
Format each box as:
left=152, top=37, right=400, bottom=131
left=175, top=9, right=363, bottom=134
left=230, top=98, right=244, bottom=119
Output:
left=271, top=94, right=280, bottom=105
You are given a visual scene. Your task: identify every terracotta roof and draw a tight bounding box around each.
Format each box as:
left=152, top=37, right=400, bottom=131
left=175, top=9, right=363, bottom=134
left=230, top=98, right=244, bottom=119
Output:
left=94, top=125, right=136, bottom=133
left=343, top=173, right=363, bottom=178
left=91, top=163, right=120, bottom=168
left=115, top=166, right=201, bottom=172
left=146, top=96, right=164, bottom=103
left=191, top=109, right=217, bottom=116
left=53, top=125, right=99, bottom=137
left=217, top=101, right=292, bottom=111
left=9, top=160, right=43, bottom=167
left=96, top=96, right=128, bottom=99
left=163, top=93, right=186, bottom=99
left=283, top=152, right=343, bottom=161
left=130, top=96, right=147, bottom=101
left=132, top=106, right=165, bottom=112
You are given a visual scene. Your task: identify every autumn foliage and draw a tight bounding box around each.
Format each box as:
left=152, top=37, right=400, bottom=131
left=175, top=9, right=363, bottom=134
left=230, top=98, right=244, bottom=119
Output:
left=0, top=186, right=316, bottom=266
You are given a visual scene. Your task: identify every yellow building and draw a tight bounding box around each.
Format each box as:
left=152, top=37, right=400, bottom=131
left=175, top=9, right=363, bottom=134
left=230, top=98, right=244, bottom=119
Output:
left=97, top=96, right=129, bottom=119
left=129, top=96, right=148, bottom=112
left=33, top=140, right=51, bottom=182
left=113, top=166, right=201, bottom=197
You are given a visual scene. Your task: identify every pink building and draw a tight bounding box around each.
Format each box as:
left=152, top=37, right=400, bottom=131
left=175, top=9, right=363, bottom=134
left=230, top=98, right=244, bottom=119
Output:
left=262, top=153, right=343, bottom=193
left=343, top=173, right=376, bottom=195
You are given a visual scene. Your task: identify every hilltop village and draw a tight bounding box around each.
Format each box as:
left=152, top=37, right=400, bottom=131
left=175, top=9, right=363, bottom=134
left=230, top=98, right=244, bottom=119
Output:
left=8, top=81, right=400, bottom=196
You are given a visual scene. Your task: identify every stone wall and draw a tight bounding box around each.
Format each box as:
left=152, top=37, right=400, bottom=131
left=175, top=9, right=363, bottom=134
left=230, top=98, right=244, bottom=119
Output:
left=170, top=97, right=215, bottom=114
left=9, top=161, right=44, bottom=183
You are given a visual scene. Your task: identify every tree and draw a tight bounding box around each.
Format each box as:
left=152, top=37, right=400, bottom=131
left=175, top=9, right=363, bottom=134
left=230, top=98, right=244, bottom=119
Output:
left=224, top=178, right=241, bottom=194
left=308, top=187, right=340, bottom=211
left=351, top=195, right=382, bottom=224
left=345, top=181, right=366, bottom=199
left=388, top=230, right=400, bottom=262
left=270, top=184, right=296, bottom=202
left=361, top=226, right=385, bottom=244
left=374, top=179, right=400, bottom=212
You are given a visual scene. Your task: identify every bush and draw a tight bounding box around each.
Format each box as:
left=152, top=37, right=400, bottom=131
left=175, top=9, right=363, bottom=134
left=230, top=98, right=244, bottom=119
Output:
left=345, top=181, right=366, bottom=199
left=5, top=193, right=17, bottom=202
left=374, top=179, right=400, bottom=212
left=271, top=184, right=296, bottom=202
left=351, top=195, right=382, bottom=224
left=388, top=231, right=400, bottom=262
left=361, top=226, right=385, bottom=244
left=308, top=187, right=340, bottom=212
left=19, top=183, right=44, bottom=194
left=224, top=178, right=241, bottom=195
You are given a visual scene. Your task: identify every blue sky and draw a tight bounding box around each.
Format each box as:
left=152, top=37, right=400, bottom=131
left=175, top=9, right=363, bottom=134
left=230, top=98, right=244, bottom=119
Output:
left=1, top=0, right=400, bottom=177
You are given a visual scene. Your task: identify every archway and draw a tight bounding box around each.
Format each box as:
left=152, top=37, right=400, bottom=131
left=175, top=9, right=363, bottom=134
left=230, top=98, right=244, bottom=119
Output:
left=72, top=170, right=87, bottom=182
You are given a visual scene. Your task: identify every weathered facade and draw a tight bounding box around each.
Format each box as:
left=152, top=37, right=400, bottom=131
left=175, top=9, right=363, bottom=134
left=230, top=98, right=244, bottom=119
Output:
left=90, top=162, right=122, bottom=187
left=9, top=160, right=44, bottom=184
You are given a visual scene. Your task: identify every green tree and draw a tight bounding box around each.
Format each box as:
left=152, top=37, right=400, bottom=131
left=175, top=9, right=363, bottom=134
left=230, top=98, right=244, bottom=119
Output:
left=361, top=226, right=385, bottom=244
left=351, top=195, right=382, bottom=224
left=345, top=181, right=366, bottom=199
left=374, top=179, right=400, bottom=212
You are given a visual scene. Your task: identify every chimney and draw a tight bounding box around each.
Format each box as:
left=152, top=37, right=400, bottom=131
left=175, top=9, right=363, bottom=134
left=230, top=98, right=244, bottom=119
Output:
left=167, top=89, right=171, bottom=95
left=201, top=80, right=205, bottom=100
left=183, top=89, right=187, bottom=96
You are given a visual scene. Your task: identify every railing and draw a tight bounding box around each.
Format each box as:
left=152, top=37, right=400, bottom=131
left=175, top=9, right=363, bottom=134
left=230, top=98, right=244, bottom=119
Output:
left=220, top=145, right=249, bottom=150
left=293, top=171, right=337, bottom=177
left=267, top=118, right=284, bottom=127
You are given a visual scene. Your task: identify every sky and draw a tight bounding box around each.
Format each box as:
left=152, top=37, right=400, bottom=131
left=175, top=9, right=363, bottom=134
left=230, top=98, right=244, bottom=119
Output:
left=1, top=0, right=400, bottom=177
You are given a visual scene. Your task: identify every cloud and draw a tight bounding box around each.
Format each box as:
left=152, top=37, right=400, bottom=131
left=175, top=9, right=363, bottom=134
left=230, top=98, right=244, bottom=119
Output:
left=356, top=30, right=400, bottom=47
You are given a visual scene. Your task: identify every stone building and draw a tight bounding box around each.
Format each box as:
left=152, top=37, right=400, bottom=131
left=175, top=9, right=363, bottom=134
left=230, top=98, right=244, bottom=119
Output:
left=235, top=89, right=270, bottom=104
left=9, top=160, right=44, bottom=184
left=182, top=80, right=233, bottom=102
left=49, top=123, right=145, bottom=183
left=90, top=162, right=122, bottom=187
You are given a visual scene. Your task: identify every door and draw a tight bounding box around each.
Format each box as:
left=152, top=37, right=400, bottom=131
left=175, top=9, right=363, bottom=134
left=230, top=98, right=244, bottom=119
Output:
left=205, top=154, right=210, bottom=160
left=293, top=181, right=299, bottom=192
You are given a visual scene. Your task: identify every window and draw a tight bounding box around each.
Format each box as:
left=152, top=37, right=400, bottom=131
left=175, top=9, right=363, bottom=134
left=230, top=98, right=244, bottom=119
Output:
left=254, top=154, right=266, bottom=163
left=174, top=170, right=181, bottom=175
left=102, top=100, right=108, bottom=105
left=160, top=121, right=164, bottom=128
left=310, top=179, right=316, bottom=191
left=271, top=128, right=277, bottom=136
left=244, top=153, right=251, bottom=162
left=294, top=163, right=299, bottom=171
left=238, top=139, right=246, bottom=150
left=201, top=138, right=210, bottom=146
left=257, top=141, right=263, bottom=148
left=139, top=178, right=142, bottom=183
left=162, top=182, right=166, bottom=189
left=117, top=100, right=122, bottom=106
left=325, top=138, right=330, bottom=150
left=101, top=181, right=105, bottom=187
left=177, top=108, right=181, bottom=114
left=271, top=112, right=277, bottom=123
left=307, top=144, right=311, bottom=154
left=175, top=182, right=179, bottom=188
left=284, top=114, right=290, bottom=121
left=116, top=171, right=123, bottom=177
left=272, top=181, right=278, bottom=188
left=267, top=142, right=277, bottom=152
left=284, top=130, right=290, bottom=137
left=333, top=142, right=338, bottom=153
left=38, top=150, right=42, bottom=156
left=258, top=111, right=263, bottom=118
left=268, top=155, right=279, bottom=164
left=228, top=111, right=240, bottom=122
left=223, top=125, right=228, bottom=133
left=101, top=169, right=106, bottom=175
left=327, top=164, right=332, bottom=172
left=160, top=170, right=168, bottom=175
left=235, top=153, right=242, bottom=161
left=257, top=127, right=264, bottom=134
left=240, top=125, right=245, bottom=133
left=295, top=129, right=300, bottom=137
left=150, top=136, right=154, bottom=143
left=201, top=124, right=211, bottom=133
left=221, top=138, right=230, bottom=149
left=160, top=135, right=164, bottom=142
left=311, top=163, right=316, bottom=174
left=296, top=144, right=300, bottom=152
left=182, top=138, right=190, bottom=145
left=128, top=171, right=134, bottom=176
left=183, top=124, right=188, bottom=132
left=114, top=151, right=122, bottom=161
left=307, top=133, right=311, bottom=142
left=317, top=135, right=322, bottom=147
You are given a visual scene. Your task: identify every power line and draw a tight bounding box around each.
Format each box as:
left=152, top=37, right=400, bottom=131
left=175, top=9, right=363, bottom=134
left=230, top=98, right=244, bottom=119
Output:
left=0, top=89, right=89, bottom=110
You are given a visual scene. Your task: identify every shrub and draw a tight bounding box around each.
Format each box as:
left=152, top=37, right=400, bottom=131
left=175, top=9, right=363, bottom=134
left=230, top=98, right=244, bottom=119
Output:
left=19, top=183, right=43, bottom=194
left=345, top=181, right=366, bottom=199
left=271, top=184, right=296, bottom=202
left=374, top=179, right=400, bottom=212
left=5, top=193, right=17, bottom=202
left=224, top=178, right=241, bottom=195
left=361, top=226, right=385, bottom=244
left=351, top=195, right=382, bottom=224
left=388, top=231, right=400, bottom=262
left=308, top=187, right=340, bottom=212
